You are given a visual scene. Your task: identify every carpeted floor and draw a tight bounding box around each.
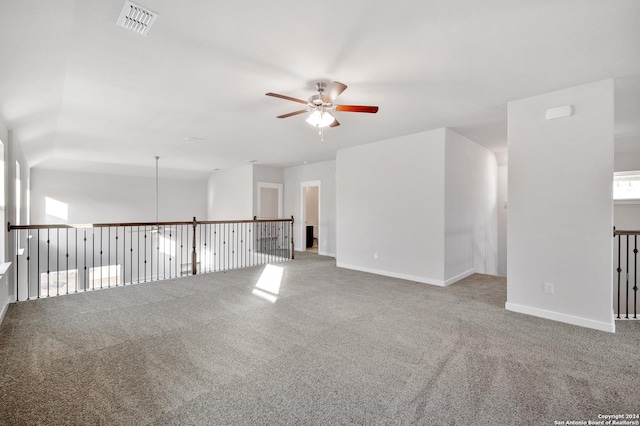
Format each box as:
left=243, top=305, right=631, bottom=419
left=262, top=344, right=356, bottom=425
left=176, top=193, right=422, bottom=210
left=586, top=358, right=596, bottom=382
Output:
left=0, top=252, right=638, bottom=425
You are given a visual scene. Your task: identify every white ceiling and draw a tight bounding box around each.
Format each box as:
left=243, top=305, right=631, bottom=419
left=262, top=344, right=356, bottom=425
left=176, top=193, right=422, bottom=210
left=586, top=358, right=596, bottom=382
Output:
left=1, top=0, right=639, bottom=179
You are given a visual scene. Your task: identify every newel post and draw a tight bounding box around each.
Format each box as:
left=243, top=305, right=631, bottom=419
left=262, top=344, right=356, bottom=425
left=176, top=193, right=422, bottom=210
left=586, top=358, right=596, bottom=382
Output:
left=291, top=215, right=295, bottom=260
left=192, top=217, right=197, bottom=275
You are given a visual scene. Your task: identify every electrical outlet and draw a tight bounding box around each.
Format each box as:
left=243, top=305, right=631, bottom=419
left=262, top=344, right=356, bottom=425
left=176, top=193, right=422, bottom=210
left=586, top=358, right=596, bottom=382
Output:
left=544, top=282, right=554, bottom=294
left=374, top=252, right=379, bottom=259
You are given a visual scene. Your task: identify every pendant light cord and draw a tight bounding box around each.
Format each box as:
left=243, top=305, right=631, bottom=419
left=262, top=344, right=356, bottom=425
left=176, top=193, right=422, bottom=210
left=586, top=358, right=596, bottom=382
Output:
left=155, top=156, right=159, bottom=223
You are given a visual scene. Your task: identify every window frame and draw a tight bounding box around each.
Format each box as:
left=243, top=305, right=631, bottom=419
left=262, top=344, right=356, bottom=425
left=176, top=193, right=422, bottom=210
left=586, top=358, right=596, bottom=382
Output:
left=613, top=171, right=640, bottom=204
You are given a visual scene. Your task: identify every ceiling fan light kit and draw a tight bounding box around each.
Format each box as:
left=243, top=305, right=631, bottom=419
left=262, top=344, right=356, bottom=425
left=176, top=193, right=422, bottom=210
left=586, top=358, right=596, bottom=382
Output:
left=266, top=81, right=379, bottom=136
left=305, top=110, right=336, bottom=128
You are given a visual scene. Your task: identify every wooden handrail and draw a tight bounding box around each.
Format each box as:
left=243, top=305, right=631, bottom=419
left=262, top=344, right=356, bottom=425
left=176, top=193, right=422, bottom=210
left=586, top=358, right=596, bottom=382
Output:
left=614, top=230, right=640, bottom=236
left=8, top=217, right=293, bottom=232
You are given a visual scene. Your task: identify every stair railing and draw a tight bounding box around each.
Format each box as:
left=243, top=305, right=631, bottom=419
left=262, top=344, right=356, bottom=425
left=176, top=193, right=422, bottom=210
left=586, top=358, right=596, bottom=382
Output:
left=7, top=216, right=294, bottom=301
left=614, top=229, right=639, bottom=319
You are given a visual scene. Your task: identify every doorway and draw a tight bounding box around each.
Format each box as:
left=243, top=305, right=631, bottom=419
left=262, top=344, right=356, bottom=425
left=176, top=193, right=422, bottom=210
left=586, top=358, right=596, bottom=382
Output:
left=301, top=180, right=320, bottom=253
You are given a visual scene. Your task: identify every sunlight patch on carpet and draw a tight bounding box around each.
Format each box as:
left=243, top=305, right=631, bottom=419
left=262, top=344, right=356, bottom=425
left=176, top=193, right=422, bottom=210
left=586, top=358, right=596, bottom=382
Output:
left=251, top=264, right=283, bottom=303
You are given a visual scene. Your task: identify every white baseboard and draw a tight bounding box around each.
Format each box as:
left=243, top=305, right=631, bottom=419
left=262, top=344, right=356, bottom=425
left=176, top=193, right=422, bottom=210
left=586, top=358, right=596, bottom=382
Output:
left=318, top=251, right=335, bottom=258
left=336, top=262, right=446, bottom=286
left=0, top=300, right=8, bottom=326
left=443, top=269, right=475, bottom=286
left=505, top=302, right=615, bottom=333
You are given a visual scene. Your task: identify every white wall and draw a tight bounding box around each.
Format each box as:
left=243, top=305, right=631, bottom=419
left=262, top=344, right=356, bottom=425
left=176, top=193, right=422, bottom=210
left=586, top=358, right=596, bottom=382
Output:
left=207, top=165, right=253, bottom=220
left=444, top=129, right=498, bottom=282
left=507, top=79, right=615, bottom=332
left=614, top=204, right=640, bottom=230
left=614, top=134, right=640, bottom=172
left=0, top=119, right=9, bottom=322
left=497, top=165, right=508, bottom=277
left=284, top=160, right=336, bottom=256
left=4, top=129, right=30, bottom=305
left=336, top=129, right=446, bottom=284
left=30, top=169, right=207, bottom=224
left=209, top=165, right=284, bottom=220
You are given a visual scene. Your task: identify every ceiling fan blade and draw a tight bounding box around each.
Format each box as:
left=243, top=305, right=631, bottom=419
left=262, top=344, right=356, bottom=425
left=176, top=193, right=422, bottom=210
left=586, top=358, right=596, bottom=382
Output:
left=329, top=118, right=340, bottom=127
left=266, top=92, right=308, bottom=104
left=323, top=81, right=348, bottom=103
left=277, top=109, right=309, bottom=119
left=335, top=105, right=379, bottom=113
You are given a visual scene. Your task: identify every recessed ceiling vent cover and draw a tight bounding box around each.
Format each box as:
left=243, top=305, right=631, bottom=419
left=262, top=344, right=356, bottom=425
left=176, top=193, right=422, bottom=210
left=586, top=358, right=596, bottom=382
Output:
left=116, top=1, right=158, bottom=36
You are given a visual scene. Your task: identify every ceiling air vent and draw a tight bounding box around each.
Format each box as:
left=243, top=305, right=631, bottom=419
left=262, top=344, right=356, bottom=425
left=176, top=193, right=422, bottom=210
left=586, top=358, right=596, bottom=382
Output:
left=116, top=1, right=158, bottom=36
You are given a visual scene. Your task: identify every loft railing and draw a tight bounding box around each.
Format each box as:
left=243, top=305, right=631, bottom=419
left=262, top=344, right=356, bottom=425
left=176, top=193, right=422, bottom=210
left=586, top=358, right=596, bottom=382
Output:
left=7, top=217, right=294, bottom=302
left=614, top=229, right=639, bottom=319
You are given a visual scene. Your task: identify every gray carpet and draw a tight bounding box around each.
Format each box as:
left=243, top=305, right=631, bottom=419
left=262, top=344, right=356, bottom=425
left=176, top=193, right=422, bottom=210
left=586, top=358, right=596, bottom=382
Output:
left=0, top=252, right=638, bottom=425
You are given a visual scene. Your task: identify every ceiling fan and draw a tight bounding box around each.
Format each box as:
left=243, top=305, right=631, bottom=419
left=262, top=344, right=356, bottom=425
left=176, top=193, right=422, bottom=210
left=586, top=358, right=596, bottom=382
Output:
left=266, top=81, right=379, bottom=132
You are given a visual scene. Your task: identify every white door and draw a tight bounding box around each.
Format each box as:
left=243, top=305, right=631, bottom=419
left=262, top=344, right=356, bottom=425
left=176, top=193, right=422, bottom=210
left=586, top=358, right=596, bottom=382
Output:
left=257, top=182, right=283, bottom=218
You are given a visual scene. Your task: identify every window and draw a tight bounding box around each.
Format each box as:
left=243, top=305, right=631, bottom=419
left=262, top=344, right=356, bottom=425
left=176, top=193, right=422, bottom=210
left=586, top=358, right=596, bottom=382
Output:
left=613, top=171, right=640, bottom=201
